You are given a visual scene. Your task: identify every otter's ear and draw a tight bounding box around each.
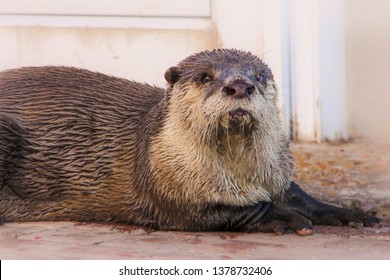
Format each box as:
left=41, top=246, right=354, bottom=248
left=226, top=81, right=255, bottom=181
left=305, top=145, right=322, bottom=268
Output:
left=164, top=66, right=181, bottom=85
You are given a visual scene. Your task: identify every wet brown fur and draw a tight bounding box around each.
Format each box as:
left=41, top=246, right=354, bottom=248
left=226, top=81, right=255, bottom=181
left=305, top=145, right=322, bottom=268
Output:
left=2, top=49, right=365, bottom=232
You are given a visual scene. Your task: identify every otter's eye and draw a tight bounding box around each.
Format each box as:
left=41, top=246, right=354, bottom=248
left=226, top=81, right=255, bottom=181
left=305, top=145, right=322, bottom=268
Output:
left=255, top=74, right=267, bottom=85
left=200, top=73, right=213, bottom=84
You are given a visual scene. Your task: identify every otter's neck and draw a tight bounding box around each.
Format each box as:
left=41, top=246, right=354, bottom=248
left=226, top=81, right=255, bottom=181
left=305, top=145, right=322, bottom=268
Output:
left=150, top=109, right=293, bottom=206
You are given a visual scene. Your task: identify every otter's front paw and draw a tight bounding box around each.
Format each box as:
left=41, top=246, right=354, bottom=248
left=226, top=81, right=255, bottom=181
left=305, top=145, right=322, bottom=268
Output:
left=251, top=205, right=313, bottom=235
left=286, top=181, right=381, bottom=228
left=311, top=208, right=380, bottom=228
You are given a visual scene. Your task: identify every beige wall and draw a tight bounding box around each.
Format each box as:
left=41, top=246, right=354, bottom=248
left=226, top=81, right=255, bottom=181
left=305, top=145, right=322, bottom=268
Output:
left=0, top=26, right=217, bottom=87
left=346, top=0, right=390, bottom=142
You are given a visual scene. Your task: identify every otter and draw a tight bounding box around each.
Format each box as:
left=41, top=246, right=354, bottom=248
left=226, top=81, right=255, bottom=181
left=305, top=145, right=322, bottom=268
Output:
left=0, top=49, right=379, bottom=235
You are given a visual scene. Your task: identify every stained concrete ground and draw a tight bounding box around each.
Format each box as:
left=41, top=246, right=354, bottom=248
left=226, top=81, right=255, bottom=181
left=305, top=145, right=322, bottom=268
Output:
left=1, top=140, right=389, bottom=260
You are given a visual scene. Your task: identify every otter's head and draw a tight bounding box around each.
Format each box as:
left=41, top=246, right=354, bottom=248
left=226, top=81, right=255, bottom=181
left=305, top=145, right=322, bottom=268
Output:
left=164, top=49, right=281, bottom=147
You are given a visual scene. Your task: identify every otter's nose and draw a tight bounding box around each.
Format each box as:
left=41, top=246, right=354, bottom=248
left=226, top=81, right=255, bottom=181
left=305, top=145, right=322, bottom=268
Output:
left=223, top=80, right=255, bottom=99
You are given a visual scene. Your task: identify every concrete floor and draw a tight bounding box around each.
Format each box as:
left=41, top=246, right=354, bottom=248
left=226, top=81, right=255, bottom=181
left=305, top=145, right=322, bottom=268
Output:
left=1, top=222, right=389, bottom=259
left=1, top=140, right=389, bottom=259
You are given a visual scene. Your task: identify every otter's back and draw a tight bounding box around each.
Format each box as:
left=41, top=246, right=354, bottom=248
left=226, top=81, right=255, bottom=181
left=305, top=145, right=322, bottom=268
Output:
left=0, top=66, right=165, bottom=222
left=0, top=66, right=164, bottom=119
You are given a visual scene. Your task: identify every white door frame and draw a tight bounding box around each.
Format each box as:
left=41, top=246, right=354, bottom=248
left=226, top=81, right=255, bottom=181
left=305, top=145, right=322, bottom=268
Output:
left=212, top=0, right=349, bottom=142
left=289, top=0, right=348, bottom=142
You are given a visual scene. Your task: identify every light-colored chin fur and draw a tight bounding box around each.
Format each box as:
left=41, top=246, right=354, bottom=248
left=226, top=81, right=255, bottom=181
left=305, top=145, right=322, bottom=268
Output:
left=150, top=82, right=293, bottom=207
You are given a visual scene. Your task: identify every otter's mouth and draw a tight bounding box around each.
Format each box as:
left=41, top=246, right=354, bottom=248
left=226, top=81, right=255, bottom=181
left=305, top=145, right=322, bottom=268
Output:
left=220, top=108, right=254, bottom=129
